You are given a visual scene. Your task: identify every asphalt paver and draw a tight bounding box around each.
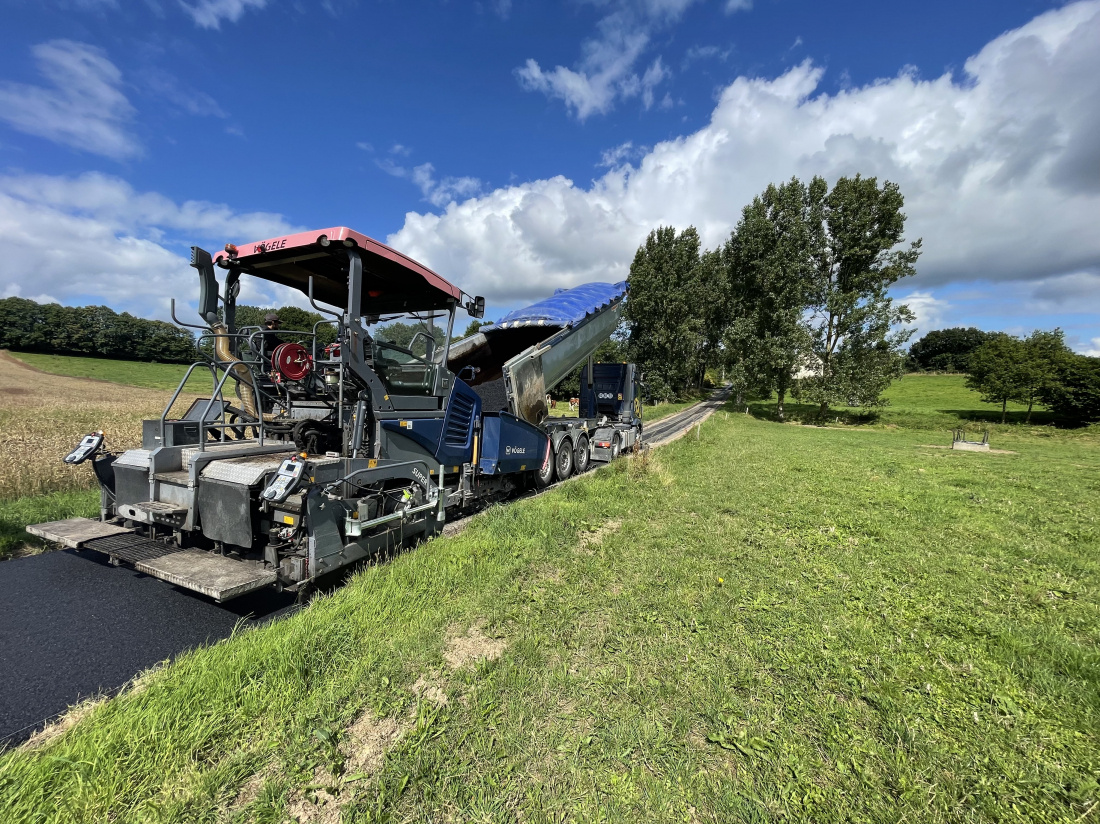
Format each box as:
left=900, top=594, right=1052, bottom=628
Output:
left=0, top=549, right=295, bottom=747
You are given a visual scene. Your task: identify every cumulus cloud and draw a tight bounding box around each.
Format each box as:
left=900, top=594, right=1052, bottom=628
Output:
left=180, top=0, right=268, bottom=30
left=516, top=0, right=695, bottom=119
left=0, top=40, right=138, bottom=159
left=899, top=291, right=951, bottom=332
left=0, top=173, right=302, bottom=319
left=391, top=1, right=1100, bottom=327
left=724, top=0, right=752, bottom=12
left=1082, top=338, right=1100, bottom=357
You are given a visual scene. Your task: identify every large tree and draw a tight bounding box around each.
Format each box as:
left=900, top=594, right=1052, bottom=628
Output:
left=1042, top=354, right=1100, bottom=425
left=803, top=175, right=920, bottom=416
left=1014, top=330, right=1071, bottom=423
left=623, top=226, right=706, bottom=399
left=723, top=177, right=820, bottom=420
left=966, top=333, right=1024, bottom=423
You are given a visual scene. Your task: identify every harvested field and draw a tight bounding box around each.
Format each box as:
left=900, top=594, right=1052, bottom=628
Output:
left=0, top=352, right=197, bottom=500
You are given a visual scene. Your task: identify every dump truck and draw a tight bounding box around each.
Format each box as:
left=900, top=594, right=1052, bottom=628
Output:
left=28, top=227, right=643, bottom=601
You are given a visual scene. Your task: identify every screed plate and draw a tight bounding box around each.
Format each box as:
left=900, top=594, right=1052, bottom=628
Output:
left=136, top=550, right=277, bottom=601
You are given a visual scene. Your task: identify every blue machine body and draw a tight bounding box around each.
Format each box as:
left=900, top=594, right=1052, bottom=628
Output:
left=479, top=413, right=549, bottom=476
left=379, top=380, right=482, bottom=468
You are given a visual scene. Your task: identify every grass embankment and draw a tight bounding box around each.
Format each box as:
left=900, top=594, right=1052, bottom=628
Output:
left=1, top=409, right=1097, bottom=822
left=0, top=352, right=198, bottom=557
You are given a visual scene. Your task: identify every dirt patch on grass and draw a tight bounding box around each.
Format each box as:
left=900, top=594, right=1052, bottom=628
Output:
left=411, top=675, right=449, bottom=706
left=576, top=519, right=621, bottom=555
left=919, top=444, right=1018, bottom=455
left=443, top=624, right=507, bottom=670
left=284, top=708, right=412, bottom=823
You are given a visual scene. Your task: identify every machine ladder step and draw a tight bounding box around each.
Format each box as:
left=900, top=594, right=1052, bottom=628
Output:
left=116, top=500, right=188, bottom=525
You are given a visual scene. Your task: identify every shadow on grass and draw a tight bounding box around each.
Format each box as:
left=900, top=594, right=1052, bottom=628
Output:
left=741, top=398, right=880, bottom=426
left=944, top=409, right=1058, bottom=426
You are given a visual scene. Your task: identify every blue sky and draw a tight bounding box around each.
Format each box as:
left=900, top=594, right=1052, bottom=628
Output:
left=0, top=0, right=1097, bottom=353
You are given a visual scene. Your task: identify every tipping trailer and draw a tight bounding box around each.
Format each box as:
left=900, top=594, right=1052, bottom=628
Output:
left=27, top=227, right=642, bottom=602
left=447, top=282, right=643, bottom=484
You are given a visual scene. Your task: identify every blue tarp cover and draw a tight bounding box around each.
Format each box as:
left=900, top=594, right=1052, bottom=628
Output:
left=486, top=281, right=627, bottom=330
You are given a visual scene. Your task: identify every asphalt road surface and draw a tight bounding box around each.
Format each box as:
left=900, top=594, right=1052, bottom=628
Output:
left=0, top=549, right=295, bottom=747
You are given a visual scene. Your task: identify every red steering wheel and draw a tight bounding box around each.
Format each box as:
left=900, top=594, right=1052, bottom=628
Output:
left=271, top=342, right=313, bottom=382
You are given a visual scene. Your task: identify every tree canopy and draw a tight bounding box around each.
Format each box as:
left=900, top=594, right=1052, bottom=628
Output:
left=0, top=297, right=197, bottom=363
left=907, top=327, right=995, bottom=372
left=624, top=174, right=919, bottom=416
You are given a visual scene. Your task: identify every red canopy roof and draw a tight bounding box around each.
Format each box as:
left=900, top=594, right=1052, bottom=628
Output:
left=213, top=227, right=461, bottom=315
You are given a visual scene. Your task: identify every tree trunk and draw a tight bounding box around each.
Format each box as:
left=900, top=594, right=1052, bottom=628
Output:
left=1026, top=398, right=1033, bottom=424
left=777, top=388, right=786, bottom=421
left=735, top=389, right=743, bottom=407
left=1001, top=397, right=1007, bottom=424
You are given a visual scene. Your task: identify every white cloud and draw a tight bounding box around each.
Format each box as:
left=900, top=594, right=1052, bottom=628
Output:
left=391, top=1, right=1100, bottom=317
left=180, top=0, right=268, bottom=30
left=899, top=291, right=951, bottom=332
left=356, top=141, right=374, bottom=152
left=378, top=159, right=483, bottom=208
left=0, top=40, right=138, bottom=160
left=724, top=0, right=752, bottom=13
left=516, top=0, right=695, bottom=119
left=0, top=173, right=302, bottom=319
left=1082, top=337, right=1100, bottom=357
left=390, top=143, right=412, bottom=156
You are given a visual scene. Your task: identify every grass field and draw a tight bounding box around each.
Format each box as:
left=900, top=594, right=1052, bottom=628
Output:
left=0, top=352, right=199, bottom=557
left=8, top=351, right=212, bottom=393
left=743, top=373, right=1070, bottom=435
left=1, top=401, right=1097, bottom=822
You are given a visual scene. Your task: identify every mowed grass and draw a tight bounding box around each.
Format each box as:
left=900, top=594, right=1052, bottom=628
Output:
left=1, top=410, right=1096, bottom=822
left=746, top=373, right=1076, bottom=435
left=8, top=351, right=211, bottom=393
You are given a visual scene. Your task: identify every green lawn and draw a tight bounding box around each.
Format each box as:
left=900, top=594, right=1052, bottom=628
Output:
left=8, top=352, right=210, bottom=393
left=2, top=408, right=1097, bottom=822
left=745, top=373, right=1076, bottom=435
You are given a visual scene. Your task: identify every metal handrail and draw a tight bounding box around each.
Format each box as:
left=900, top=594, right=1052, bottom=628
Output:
left=160, top=362, right=219, bottom=444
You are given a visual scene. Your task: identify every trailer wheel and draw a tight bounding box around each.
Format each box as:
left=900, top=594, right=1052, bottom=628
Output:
left=609, top=434, right=622, bottom=461
left=534, top=447, right=555, bottom=488
left=555, top=439, right=574, bottom=481
left=574, top=435, right=590, bottom=473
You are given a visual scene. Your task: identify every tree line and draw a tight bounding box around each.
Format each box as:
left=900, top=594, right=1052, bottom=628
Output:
left=0, top=297, right=197, bottom=363
left=624, top=174, right=920, bottom=419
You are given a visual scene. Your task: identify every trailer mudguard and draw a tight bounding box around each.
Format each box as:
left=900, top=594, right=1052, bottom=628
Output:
left=479, top=412, right=549, bottom=475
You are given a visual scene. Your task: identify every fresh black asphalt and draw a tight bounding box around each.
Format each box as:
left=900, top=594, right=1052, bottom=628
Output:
left=0, top=549, right=295, bottom=748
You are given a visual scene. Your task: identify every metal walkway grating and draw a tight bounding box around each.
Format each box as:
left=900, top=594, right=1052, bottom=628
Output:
left=81, top=533, right=179, bottom=565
